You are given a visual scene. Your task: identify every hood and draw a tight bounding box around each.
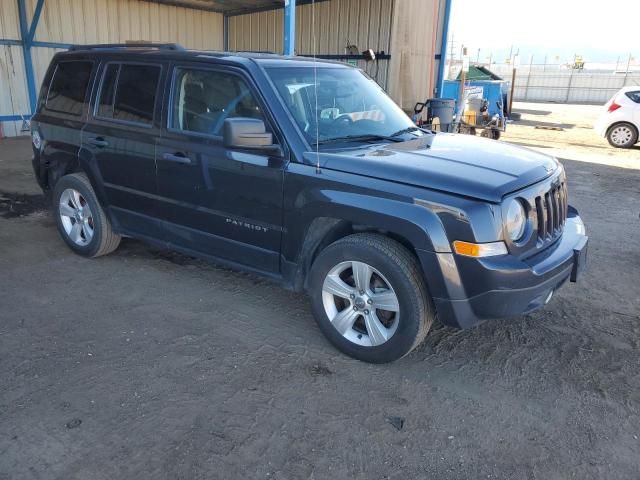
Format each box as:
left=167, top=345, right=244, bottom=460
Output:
left=306, top=134, right=559, bottom=203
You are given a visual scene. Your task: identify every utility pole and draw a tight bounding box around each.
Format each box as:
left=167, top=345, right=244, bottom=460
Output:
left=508, top=53, right=519, bottom=116
left=458, top=46, right=469, bottom=126
left=524, top=55, right=534, bottom=101
left=449, top=33, right=456, bottom=62
left=624, top=53, right=632, bottom=85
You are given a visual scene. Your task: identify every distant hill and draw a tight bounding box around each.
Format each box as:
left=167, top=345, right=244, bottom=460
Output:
left=476, top=46, right=637, bottom=65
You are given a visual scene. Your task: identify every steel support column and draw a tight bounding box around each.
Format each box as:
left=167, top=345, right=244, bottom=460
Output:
left=223, top=14, right=229, bottom=51
left=283, top=0, right=296, bottom=56
left=17, top=0, right=45, bottom=115
left=436, top=0, right=453, bottom=97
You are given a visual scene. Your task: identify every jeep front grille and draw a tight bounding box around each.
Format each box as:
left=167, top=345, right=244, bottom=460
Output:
left=535, top=182, right=568, bottom=240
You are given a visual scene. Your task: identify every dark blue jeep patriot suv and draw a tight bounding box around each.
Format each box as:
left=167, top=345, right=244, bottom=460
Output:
left=31, top=44, right=588, bottom=363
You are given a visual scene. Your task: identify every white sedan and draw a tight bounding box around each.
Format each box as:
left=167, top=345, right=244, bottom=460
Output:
left=594, top=86, right=640, bottom=148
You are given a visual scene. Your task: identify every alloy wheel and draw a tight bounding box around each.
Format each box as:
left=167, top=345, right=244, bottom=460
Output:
left=321, top=261, right=400, bottom=347
left=59, top=188, right=94, bottom=246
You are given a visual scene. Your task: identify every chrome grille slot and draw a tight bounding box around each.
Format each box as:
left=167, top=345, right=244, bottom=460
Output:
left=559, top=182, right=567, bottom=224
left=553, top=186, right=562, bottom=230
left=549, top=188, right=560, bottom=233
left=535, top=196, right=546, bottom=239
left=545, top=191, right=554, bottom=234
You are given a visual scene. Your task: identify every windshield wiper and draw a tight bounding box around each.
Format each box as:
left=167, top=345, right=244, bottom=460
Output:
left=389, top=126, right=431, bottom=137
left=317, top=134, right=404, bottom=145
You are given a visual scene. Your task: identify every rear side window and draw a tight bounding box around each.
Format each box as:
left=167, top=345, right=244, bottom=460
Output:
left=96, top=63, right=161, bottom=125
left=45, top=61, right=93, bottom=116
left=625, top=91, right=640, bottom=104
left=96, top=64, right=119, bottom=118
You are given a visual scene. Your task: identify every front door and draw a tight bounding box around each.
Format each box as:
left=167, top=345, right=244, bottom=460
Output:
left=155, top=64, right=286, bottom=273
left=82, top=61, right=166, bottom=238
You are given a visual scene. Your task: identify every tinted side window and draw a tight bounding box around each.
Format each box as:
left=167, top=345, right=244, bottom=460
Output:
left=46, top=61, right=93, bottom=116
left=171, top=68, right=264, bottom=136
left=625, top=91, right=640, bottom=104
left=97, top=64, right=119, bottom=118
left=96, top=63, right=161, bottom=125
left=114, top=65, right=160, bottom=124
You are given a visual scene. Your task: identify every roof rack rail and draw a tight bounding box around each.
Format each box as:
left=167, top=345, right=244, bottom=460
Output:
left=231, top=50, right=276, bottom=54
left=69, top=43, right=184, bottom=51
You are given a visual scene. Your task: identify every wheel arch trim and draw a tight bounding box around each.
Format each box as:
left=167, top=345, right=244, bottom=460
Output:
left=286, top=190, right=453, bottom=291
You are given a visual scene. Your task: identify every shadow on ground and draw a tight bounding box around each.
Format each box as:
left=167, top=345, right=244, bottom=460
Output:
left=514, top=119, right=576, bottom=130
left=513, top=108, right=553, bottom=116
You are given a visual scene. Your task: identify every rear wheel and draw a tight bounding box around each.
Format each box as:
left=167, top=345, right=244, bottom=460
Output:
left=607, top=122, right=638, bottom=148
left=53, top=173, right=121, bottom=257
left=309, top=234, right=434, bottom=363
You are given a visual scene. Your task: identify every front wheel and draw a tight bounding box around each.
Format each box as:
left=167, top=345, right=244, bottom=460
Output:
left=308, top=234, right=434, bottom=363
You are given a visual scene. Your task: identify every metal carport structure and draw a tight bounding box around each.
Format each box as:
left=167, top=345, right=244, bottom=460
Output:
left=0, top=0, right=452, bottom=136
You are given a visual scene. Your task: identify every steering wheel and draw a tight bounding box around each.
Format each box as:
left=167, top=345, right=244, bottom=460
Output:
left=331, top=114, right=353, bottom=127
left=212, top=89, right=251, bottom=134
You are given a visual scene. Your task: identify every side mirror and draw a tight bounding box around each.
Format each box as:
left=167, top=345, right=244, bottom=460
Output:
left=224, top=118, right=280, bottom=155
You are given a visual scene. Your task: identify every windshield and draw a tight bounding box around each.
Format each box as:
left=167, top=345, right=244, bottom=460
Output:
left=265, top=66, right=419, bottom=146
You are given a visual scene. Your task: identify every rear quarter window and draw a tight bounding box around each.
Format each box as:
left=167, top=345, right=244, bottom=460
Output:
left=625, top=91, right=640, bottom=104
left=45, top=61, right=93, bottom=116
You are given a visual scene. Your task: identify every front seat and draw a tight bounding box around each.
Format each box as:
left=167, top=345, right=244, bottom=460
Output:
left=183, top=83, right=208, bottom=133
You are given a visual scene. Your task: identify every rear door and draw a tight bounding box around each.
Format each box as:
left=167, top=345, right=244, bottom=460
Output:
left=31, top=58, right=96, bottom=188
left=81, top=60, right=167, bottom=238
left=155, top=63, right=286, bottom=273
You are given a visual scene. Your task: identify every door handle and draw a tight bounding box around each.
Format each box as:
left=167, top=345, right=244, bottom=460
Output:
left=162, top=152, right=191, bottom=164
left=88, top=137, right=109, bottom=148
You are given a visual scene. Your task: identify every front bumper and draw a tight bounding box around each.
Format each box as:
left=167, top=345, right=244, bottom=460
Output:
left=418, top=210, right=588, bottom=329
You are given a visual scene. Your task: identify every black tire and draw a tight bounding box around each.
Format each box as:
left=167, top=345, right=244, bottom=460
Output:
left=606, top=122, right=638, bottom=149
left=481, top=129, right=501, bottom=140
left=53, top=173, right=121, bottom=257
left=308, top=233, right=434, bottom=363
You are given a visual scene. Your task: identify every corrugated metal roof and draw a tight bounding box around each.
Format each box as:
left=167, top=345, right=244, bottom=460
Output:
left=144, top=0, right=326, bottom=15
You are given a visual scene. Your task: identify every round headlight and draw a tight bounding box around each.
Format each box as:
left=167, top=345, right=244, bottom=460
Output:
left=505, top=200, right=526, bottom=241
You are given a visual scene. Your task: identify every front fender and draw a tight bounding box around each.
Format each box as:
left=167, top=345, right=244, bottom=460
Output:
left=294, top=188, right=451, bottom=253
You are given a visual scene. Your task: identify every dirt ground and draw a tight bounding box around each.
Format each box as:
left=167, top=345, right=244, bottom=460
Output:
left=504, top=102, right=640, bottom=169
left=1, top=104, right=639, bottom=479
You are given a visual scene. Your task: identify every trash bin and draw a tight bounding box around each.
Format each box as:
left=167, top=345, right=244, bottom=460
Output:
left=427, top=98, right=455, bottom=132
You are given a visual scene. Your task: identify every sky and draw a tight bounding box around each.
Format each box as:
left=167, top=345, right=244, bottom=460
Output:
left=449, top=0, right=639, bottom=63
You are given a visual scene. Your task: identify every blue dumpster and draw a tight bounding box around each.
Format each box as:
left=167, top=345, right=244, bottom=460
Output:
left=442, top=80, right=507, bottom=119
